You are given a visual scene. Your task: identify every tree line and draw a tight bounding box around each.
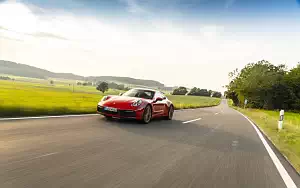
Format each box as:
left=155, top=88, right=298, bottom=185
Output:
left=96, top=81, right=130, bottom=93
left=226, top=60, right=300, bottom=110
left=77, top=82, right=93, bottom=86
left=172, top=86, right=222, bottom=98
left=95, top=81, right=223, bottom=98
left=0, top=76, right=14, bottom=81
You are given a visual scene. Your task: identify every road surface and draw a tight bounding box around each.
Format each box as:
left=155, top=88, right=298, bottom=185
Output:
left=0, top=100, right=299, bottom=188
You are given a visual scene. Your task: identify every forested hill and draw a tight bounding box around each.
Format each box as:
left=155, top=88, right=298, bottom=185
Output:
left=87, top=76, right=164, bottom=88
left=0, top=60, right=165, bottom=88
left=0, top=60, right=84, bottom=80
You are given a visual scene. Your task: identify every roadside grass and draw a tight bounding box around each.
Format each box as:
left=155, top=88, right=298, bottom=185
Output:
left=230, top=101, right=300, bottom=173
left=167, top=95, right=221, bottom=109
left=0, top=80, right=221, bottom=118
left=0, top=80, right=120, bottom=117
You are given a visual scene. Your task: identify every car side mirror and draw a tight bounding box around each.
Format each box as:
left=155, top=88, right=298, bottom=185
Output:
left=119, top=92, right=123, bottom=96
left=155, top=97, right=163, bottom=102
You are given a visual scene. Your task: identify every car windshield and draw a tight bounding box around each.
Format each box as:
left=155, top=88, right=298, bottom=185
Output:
left=122, top=89, right=155, bottom=100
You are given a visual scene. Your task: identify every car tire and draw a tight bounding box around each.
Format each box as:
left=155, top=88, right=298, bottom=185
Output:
left=142, top=105, right=152, bottom=124
left=166, top=105, right=174, bottom=120
left=105, top=116, right=112, bottom=120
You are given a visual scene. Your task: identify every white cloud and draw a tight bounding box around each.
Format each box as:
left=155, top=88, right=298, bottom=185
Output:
left=120, top=0, right=147, bottom=14
left=0, top=1, right=38, bottom=34
left=0, top=1, right=300, bottom=92
left=225, top=0, right=236, bottom=9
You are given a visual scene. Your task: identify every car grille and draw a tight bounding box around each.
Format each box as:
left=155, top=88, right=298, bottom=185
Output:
left=97, top=106, right=136, bottom=117
left=119, top=110, right=136, bottom=117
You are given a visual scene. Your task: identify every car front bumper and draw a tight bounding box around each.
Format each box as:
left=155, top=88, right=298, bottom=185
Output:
left=97, top=105, right=144, bottom=120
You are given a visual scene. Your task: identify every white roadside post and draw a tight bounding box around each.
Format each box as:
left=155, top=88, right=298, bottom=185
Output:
left=244, top=99, right=248, bottom=109
left=278, top=110, right=284, bottom=130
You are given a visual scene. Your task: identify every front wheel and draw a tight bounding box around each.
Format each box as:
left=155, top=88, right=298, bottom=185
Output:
left=142, top=105, right=152, bottom=124
left=105, top=115, right=113, bottom=120
left=166, top=105, right=174, bottom=120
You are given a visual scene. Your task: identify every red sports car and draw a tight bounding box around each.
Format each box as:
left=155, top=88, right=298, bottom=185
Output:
left=97, top=88, right=174, bottom=123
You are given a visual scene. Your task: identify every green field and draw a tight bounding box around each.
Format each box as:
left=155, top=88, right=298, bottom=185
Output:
left=230, top=102, right=300, bottom=173
left=0, top=80, right=221, bottom=118
left=168, top=95, right=221, bottom=109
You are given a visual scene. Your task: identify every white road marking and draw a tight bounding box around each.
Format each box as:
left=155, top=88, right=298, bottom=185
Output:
left=232, top=140, right=239, bottom=147
left=236, top=110, right=297, bottom=188
left=32, top=152, right=59, bottom=159
left=182, top=118, right=202, bottom=124
left=215, top=112, right=219, bottom=115
left=0, top=114, right=98, bottom=121
left=4, top=152, right=59, bottom=165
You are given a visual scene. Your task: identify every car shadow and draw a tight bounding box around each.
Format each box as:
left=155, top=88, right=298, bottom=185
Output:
left=96, top=116, right=268, bottom=155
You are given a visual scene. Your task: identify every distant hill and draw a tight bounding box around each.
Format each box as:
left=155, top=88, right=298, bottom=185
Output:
left=0, top=60, right=165, bottom=88
left=87, top=76, right=164, bottom=88
left=0, top=60, right=84, bottom=80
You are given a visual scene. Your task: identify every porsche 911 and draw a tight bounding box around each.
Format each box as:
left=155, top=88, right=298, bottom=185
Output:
left=97, top=88, right=174, bottom=123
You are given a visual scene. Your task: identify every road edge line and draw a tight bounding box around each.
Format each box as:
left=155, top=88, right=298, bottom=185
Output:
left=235, top=110, right=297, bottom=188
left=182, top=118, right=202, bottom=124
left=0, top=114, right=99, bottom=121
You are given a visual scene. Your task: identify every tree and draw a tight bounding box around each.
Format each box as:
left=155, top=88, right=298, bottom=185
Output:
left=172, top=87, right=188, bottom=95
left=212, top=92, right=222, bottom=98
left=188, top=87, right=221, bottom=97
left=226, top=60, right=289, bottom=109
left=50, top=80, right=54, bottom=84
left=198, top=89, right=210, bottom=96
left=96, top=82, right=109, bottom=93
left=188, top=87, right=198, bottom=95
left=0, top=76, right=12, bottom=80
left=284, top=63, right=300, bottom=110
left=82, top=82, right=92, bottom=86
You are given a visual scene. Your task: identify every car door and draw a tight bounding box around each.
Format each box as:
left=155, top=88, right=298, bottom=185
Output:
left=152, top=92, right=166, bottom=116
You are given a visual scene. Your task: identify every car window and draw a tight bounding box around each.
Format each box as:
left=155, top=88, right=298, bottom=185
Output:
left=122, top=89, right=155, bottom=99
left=155, top=92, right=166, bottom=99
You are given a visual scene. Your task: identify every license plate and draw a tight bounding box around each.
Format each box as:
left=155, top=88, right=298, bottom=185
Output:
left=104, top=107, right=117, bottom=112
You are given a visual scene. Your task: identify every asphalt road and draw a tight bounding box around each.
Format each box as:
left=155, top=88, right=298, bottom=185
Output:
left=0, top=100, right=299, bottom=188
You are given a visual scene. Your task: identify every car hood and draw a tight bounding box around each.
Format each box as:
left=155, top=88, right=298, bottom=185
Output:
left=99, top=96, right=150, bottom=110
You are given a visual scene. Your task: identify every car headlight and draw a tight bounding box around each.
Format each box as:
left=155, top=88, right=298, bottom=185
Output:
left=132, top=99, right=142, bottom=107
left=101, top=96, right=108, bottom=102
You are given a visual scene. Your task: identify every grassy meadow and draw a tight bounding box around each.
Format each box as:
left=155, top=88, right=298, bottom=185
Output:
left=229, top=101, right=300, bottom=173
left=168, top=95, right=221, bottom=109
left=0, top=79, right=221, bottom=118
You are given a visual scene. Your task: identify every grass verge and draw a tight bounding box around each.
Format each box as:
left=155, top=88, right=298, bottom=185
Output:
left=167, top=95, right=221, bottom=109
left=229, top=101, right=300, bottom=173
left=0, top=80, right=221, bottom=118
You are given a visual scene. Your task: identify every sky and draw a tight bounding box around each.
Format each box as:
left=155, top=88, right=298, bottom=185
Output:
left=1, top=0, right=300, bottom=91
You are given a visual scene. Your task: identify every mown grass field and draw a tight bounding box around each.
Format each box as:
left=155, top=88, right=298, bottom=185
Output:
left=0, top=80, right=221, bottom=118
left=167, top=95, right=221, bottom=109
left=229, top=101, right=300, bottom=173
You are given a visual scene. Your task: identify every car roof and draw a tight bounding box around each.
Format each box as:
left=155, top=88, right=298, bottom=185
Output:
left=132, top=88, right=158, bottom=92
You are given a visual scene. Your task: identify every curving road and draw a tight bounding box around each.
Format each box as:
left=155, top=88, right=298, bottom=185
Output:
left=0, top=100, right=299, bottom=188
